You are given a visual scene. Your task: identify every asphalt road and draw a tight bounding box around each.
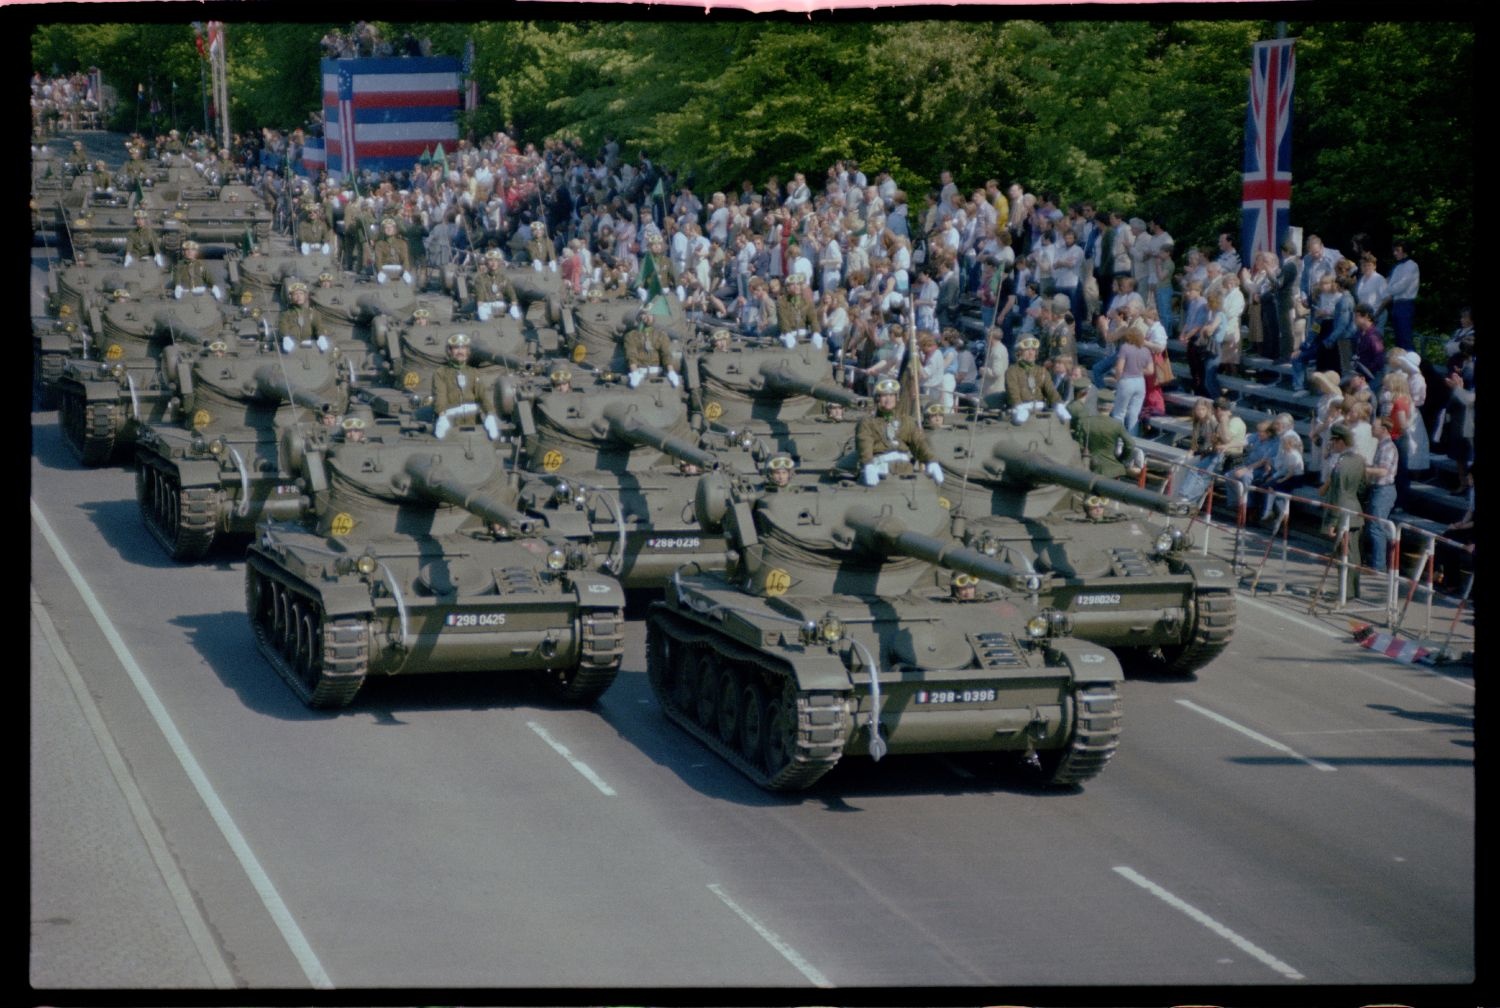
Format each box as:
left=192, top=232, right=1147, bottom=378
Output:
left=29, top=218, right=1478, bottom=1002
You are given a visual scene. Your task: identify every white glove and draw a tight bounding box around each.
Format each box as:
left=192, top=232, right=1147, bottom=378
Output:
left=434, top=415, right=451, bottom=439
left=154, top=253, right=165, bottom=268
left=508, top=303, right=521, bottom=320
left=376, top=270, right=388, bottom=285
left=811, top=331, right=824, bottom=349
left=627, top=368, right=645, bottom=389
left=401, top=271, right=412, bottom=285
left=212, top=285, right=223, bottom=301
left=535, top=261, right=545, bottom=273
left=675, top=285, right=685, bottom=301
left=124, top=253, right=135, bottom=267
left=315, top=335, right=330, bottom=353
left=320, top=243, right=331, bottom=255
left=548, top=260, right=557, bottom=273
left=779, top=332, right=796, bottom=348
left=301, top=242, right=311, bottom=255
left=637, top=286, right=648, bottom=302
left=926, top=461, right=945, bottom=485
left=281, top=335, right=296, bottom=353
left=483, top=414, right=500, bottom=440
left=861, top=463, right=881, bottom=486
left=1013, top=404, right=1032, bottom=424
left=476, top=302, right=493, bottom=321
left=174, top=284, right=184, bottom=300
left=666, top=370, right=681, bottom=388
left=1031, top=400, right=1047, bottom=412
left=1054, top=403, right=1071, bottom=423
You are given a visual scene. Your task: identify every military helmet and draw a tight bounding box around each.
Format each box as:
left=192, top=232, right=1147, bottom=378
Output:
left=286, top=280, right=309, bottom=295
left=412, top=307, right=431, bottom=320
left=341, top=416, right=366, bottom=431
left=1017, top=336, right=1041, bottom=351
left=765, top=452, right=795, bottom=472
left=447, top=332, right=471, bottom=348
left=181, top=239, right=200, bottom=252
left=952, top=573, right=979, bottom=587
left=549, top=367, right=572, bottom=384
left=873, top=377, right=901, bottom=395
left=926, top=402, right=946, bottom=416
left=207, top=339, right=228, bottom=353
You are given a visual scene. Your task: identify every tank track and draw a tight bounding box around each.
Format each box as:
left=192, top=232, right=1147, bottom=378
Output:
left=1158, top=585, right=1236, bottom=675
left=646, top=606, right=851, bottom=792
left=59, top=386, right=119, bottom=466
left=538, top=608, right=625, bottom=705
left=1039, top=681, right=1122, bottom=787
left=33, top=353, right=65, bottom=410
left=137, top=460, right=218, bottom=561
left=245, top=556, right=369, bottom=709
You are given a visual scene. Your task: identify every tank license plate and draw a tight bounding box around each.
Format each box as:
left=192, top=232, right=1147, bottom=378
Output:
left=913, top=687, right=998, bottom=705
left=444, top=611, right=508, bottom=629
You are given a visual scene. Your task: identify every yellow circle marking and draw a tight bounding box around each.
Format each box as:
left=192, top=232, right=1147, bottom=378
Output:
left=571, top=343, right=588, bottom=363
left=104, top=343, right=124, bottom=361
left=541, top=449, right=565, bottom=473
left=329, top=512, right=356, bottom=537
left=402, top=370, right=421, bottom=390
left=764, top=568, right=792, bottom=597
left=938, top=496, right=951, bottom=510
left=191, top=409, right=212, bottom=430
left=704, top=401, right=722, bottom=421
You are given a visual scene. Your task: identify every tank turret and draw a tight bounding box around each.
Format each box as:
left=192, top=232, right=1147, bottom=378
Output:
left=245, top=420, right=624, bottom=709
left=929, top=412, right=1235, bottom=676
left=646, top=470, right=1123, bottom=792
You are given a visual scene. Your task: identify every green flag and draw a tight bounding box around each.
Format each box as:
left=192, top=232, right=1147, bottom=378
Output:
left=434, top=143, right=448, bottom=172
left=650, top=176, right=664, bottom=201
left=639, top=249, right=664, bottom=304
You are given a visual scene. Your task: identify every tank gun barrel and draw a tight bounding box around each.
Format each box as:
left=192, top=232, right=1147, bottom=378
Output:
left=845, top=506, right=1022, bottom=584
left=757, top=362, right=866, bottom=408
left=467, top=346, right=530, bottom=372
left=251, top=363, right=339, bottom=413
left=989, top=441, right=1190, bottom=516
left=402, top=455, right=537, bottom=534
left=601, top=402, right=717, bottom=471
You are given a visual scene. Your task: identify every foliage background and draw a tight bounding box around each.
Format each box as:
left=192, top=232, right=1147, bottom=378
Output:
left=30, top=17, right=1475, bottom=331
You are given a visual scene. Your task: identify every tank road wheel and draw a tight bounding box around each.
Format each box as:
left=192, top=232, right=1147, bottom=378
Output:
left=540, top=608, right=624, bottom=706
left=1156, top=587, right=1236, bottom=676
left=245, top=562, right=368, bottom=709
left=137, top=462, right=217, bottom=561
left=715, top=666, right=745, bottom=745
left=692, top=649, right=721, bottom=730
left=1036, top=683, right=1123, bottom=788
left=738, top=679, right=768, bottom=769
left=59, top=386, right=119, bottom=466
left=762, top=681, right=799, bottom=780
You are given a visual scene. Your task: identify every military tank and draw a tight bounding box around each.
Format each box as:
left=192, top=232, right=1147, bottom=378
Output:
left=55, top=285, right=229, bottom=465
left=564, top=289, right=642, bottom=371
left=512, top=374, right=726, bottom=592
left=691, top=339, right=865, bottom=474
left=645, top=468, right=1123, bottom=791
left=161, top=182, right=273, bottom=249
left=928, top=410, right=1235, bottom=675
left=244, top=420, right=626, bottom=709
left=33, top=315, right=87, bottom=409
left=135, top=342, right=347, bottom=560
left=371, top=310, right=530, bottom=403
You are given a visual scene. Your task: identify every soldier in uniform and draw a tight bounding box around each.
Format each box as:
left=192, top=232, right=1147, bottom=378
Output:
left=91, top=160, right=113, bottom=193
left=924, top=401, right=947, bottom=430
left=124, top=209, right=164, bottom=267
left=549, top=367, right=573, bottom=394
left=372, top=216, right=412, bottom=283
left=172, top=240, right=220, bottom=300
left=299, top=203, right=334, bottom=256
left=341, top=196, right=373, bottom=273
left=1320, top=424, right=1367, bottom=598
left=950, top=572, right=979, bottom=602
left=775, top=273, right=821, bottom=348
left=526, top=220, right=557, bottom=269
left=163, top=129, right=185, bottom=158
left=1081, top=495, right=1113, bottom=523
left=206, top=339, right=229, bottom=357
left=1069, top=389, right=1141, bottom=480
left=120, top=143, right=150, bottom=189
left=341, top=416, right=367, bottom=443
left=764, top=452, right=796, bottom=489
left=64, top=139, right=89, bottom=177
left=431, top=332, right=499, bottom=440
left=474, top=249, right=520, bottom=320
left=278, top=281, right=329, bottom=352
left=1004, top=336, right=1065, bottom=420
left=623, top=309, right=679, bottom=387
left=821, top=399, right=845, bottom=424
left=855, top=376, right=942, bottom=485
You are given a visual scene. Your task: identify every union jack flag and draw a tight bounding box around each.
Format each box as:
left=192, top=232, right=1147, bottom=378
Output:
left=1241, top=38, right=1295, bottom=260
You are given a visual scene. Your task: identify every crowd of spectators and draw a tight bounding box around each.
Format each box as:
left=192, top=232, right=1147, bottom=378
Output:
left=31, top=71, right=104, bottom=134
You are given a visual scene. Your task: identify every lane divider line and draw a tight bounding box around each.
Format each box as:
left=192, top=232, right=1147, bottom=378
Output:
left=1113, top=866, right=1305, bottom=980
left=1175, top=698, right=1337, bottom=772
left=32, top=588, right=239, bottom=989
left=526, top=721, right=616, bottom=795
left=707, top=883, right=833, bottom=988
left=32, top=500, right=334, bottom=989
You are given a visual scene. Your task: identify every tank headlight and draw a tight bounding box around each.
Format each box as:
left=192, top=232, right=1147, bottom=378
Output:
left=1014, top=573, right=1043, bottom=593
left=546, top=547, right=567, bottom=571
left=799, top=620, right=820, bottom=645
left=1047, top=609, right=1073, bottom=636
left=190, top=434, right=207, bottom=453
left=110, top=363, right=125, bottom=379
left=207, top=437, right=225, bottom=456
left=817, top=615, right=845, bottom=644
left=1026, top=615, right=1050, bottom=639
left=567, top=546, right=590, bottom=570
left=552, top=481, right=572, bottom=505
left=356, top=554, right=378, bottom=575
left=1154, top=527, right=1187, bottom=555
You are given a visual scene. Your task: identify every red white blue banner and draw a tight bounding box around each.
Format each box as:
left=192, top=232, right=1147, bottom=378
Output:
left=1241, top=38, right=1295, bottom=259
left=320, top=57, right=460, bottom=178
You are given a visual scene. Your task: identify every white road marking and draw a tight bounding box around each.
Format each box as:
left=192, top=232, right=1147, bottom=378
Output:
left=1113, top=866, right=1305, bottom=980
left=707, top=883, right=833, bottom=988
left=32, top=589, right=238, bottom=989
left=526, top=721, right=616, bottom=795
left=33, top=501, right=335, bottom=989
left=1175, top=698, right=1337, bottom=771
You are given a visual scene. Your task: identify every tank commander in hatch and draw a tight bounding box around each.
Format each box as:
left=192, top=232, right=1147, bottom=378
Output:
left=950, top=572, right=979, bottom=601
left=623, top=309, right=680, bottom=389
left=432, top=332, right=500, bottom=441
left=856, top=376, right=942, bottom=486
left=764, top=452, right=795, bottom=489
